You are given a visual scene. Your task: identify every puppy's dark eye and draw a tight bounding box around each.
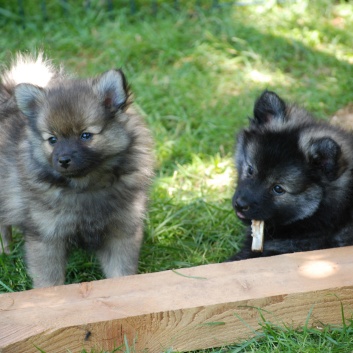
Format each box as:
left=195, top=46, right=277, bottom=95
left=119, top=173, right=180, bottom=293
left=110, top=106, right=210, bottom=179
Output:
left=247, top=166, right=254, bottom=176
left=48, top=136, right=57, bottom=145
left=273, top=184, right=285, bottom=195
left=80, top=132, right=92, bottom=141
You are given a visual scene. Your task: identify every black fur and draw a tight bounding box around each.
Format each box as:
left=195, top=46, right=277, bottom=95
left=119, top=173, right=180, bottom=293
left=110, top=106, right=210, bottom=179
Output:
left=230, top=90, right=353, bottom=261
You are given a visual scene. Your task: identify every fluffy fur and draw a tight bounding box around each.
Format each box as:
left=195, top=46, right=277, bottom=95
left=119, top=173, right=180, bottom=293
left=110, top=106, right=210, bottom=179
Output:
left=0, top=53, right=154, bottom=287
left=230, top=90, right=353, bottom=261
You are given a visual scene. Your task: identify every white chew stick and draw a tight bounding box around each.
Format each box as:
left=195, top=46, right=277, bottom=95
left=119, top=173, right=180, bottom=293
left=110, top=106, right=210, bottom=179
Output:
left=251, top=220, right=264, bottom=252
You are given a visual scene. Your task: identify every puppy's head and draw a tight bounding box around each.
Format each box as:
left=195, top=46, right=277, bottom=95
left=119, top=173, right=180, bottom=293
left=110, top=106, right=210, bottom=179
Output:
left=233, top=91, right=348, bottom=226
left=15, top=69, right=130, bottom=178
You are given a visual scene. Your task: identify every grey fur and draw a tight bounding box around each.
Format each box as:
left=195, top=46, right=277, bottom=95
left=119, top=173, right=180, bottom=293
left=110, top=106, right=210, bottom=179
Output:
left=0, top=53, right=154, bottom=287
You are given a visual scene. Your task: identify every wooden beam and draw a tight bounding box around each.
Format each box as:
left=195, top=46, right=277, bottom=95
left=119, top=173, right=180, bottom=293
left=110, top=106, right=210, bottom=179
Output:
left=1, top=246, right=353, bottom=353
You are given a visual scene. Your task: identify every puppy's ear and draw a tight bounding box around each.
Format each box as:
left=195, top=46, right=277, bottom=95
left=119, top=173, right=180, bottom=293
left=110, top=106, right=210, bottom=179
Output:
left=93, top=69, right=129, bottom=112
left=252, top=90, right=286, bottom=125
left=307, top=137, right=346, bottom=181
left=14, top=83, right=45, bottom=118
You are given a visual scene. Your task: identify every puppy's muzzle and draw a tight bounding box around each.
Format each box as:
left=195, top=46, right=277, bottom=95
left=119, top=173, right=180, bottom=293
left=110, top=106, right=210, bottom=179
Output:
left=58, top=155, right=71, bottom=169
left=233, top=196, right=250, bottom=212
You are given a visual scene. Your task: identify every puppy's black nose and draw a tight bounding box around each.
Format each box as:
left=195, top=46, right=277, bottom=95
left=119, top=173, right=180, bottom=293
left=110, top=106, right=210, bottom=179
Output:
left=58, top=155, right=71, bottom=169
left=233, top=197, right=250, bottom=212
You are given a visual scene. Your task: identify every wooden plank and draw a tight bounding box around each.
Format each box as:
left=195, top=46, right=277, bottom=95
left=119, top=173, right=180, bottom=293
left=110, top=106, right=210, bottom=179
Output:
left=1, top=246, right=353, bottom=353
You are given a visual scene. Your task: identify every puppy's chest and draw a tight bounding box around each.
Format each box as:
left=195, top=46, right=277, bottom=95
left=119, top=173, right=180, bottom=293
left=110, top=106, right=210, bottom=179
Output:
left=30, top=187, right=125, bottom=239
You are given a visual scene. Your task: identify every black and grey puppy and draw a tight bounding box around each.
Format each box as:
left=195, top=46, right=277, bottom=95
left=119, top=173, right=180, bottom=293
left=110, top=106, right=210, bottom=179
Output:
left=230, top=90, right=353, bottom=261
left=0, top=54, right=154, bottom=287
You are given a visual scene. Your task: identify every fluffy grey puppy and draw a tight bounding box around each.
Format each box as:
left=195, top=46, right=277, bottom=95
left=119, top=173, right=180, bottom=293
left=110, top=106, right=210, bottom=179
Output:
left=0, top=54, right=154, bottom=287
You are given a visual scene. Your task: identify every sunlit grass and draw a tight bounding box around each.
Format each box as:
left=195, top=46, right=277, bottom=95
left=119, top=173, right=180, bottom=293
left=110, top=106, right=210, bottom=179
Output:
left=159, top=155, right=234, bottom=201
left=139, top=154, right=240, bottom=273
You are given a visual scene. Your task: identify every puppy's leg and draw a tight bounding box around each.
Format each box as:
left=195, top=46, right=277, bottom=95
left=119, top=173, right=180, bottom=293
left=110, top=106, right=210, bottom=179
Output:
left=0, top=225, right=13, bottom=254
left=25, top=236, right=67, bottom=288
left=97, top=225, right=143, bottom=278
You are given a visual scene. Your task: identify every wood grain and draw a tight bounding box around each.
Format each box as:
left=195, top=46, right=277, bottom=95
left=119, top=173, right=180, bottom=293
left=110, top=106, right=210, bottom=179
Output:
left=1, top=246, right=353, bottom=352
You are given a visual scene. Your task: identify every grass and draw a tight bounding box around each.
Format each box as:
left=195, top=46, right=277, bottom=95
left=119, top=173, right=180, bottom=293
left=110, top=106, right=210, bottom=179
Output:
left=0, top=0, right=353, bottom=351
left=200, top=313, right=353, bottom=353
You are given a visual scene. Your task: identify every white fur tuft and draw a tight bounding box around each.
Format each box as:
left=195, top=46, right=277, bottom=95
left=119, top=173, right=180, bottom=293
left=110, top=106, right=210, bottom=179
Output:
left=1, top=52, right=59, bottom=89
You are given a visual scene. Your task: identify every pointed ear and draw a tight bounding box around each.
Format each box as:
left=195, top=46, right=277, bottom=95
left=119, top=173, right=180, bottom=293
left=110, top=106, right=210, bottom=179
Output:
left=252, top=90, right=286, bottom=125
left=307, top=137, right=345, bottom=181
left=14, top=83, right=45, bottom=118
left=93, top=69, right=129, bottom=112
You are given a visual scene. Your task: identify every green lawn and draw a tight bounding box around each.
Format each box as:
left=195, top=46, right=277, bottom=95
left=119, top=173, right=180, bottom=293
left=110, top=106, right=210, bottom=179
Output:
left=1, top=0, right=353, bottom=352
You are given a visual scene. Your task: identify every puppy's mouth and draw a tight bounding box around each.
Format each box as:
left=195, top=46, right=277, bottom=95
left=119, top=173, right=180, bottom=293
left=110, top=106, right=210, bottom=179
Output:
left=236, top=211, right=246, bottom=219
left=236, top=212, right=252, bottom=226
left=236, top=211, right=266, bottom=227
left=57, top=168, right=90, bottom=178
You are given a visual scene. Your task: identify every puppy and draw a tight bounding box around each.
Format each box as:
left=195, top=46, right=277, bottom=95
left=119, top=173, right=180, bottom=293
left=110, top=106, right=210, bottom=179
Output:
left=230, top=90, right=353, bottom=260
left=0, top=54, right=154, bottom=287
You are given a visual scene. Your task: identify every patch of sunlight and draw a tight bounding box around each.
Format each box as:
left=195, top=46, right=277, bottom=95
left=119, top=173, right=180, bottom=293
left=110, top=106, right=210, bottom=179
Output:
left=184, top=42, right=294, bottom=95
left=157, top=155, right=235, bottom=203
left=232, top=1, right=353, bottom=64
left=299, top=260, right=338, bottom=279
left=255, top=3, right=353, bottom=64
left=247, top=70, right=272, bottom=83
left=285, top=27, right=353, bottom=64
left=246, top=67, right=295, bottom=87
left=335, top=4, right=353, bottom=19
